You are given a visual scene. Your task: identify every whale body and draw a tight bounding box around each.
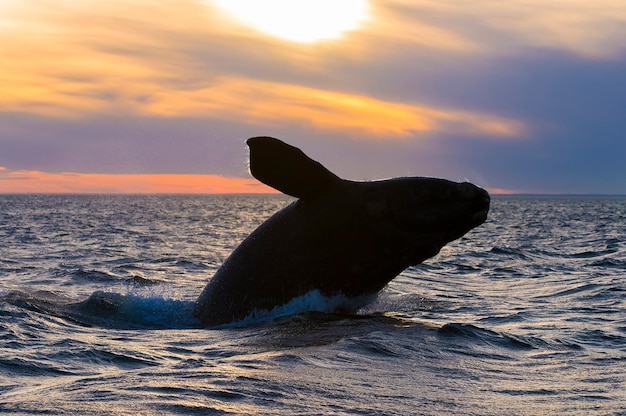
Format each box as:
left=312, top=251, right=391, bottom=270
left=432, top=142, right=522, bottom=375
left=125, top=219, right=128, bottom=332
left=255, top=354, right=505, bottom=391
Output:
left=194, top=137, right=490, bottom=326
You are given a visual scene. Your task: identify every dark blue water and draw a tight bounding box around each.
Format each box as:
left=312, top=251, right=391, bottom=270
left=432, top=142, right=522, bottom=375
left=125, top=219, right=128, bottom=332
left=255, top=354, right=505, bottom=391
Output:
left=1, top=194, right=625, bottom=415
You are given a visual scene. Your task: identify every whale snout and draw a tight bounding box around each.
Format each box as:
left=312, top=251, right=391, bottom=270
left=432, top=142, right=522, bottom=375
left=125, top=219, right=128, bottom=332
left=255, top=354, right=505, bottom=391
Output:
left=459, top=181, right=490, bottom=203
left=384, top=177, right=490, bottom=236
left=459, top=182, right=490, bottom=226
left=436, top=181, right=490, bottom=244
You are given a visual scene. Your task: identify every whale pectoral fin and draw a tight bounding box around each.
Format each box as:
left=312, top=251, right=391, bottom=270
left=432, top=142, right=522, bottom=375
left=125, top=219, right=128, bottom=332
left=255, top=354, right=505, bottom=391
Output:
left=247, top=136, right=341, bottom=199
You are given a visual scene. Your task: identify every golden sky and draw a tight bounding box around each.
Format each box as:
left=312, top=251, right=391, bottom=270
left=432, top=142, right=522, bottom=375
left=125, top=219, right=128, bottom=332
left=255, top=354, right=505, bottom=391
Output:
left=1, top=0, right=626, bottom=193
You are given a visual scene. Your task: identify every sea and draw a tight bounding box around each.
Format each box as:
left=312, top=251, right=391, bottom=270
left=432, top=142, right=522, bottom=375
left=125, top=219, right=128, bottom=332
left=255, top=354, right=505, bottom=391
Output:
left=0, top=194, right=624, bottom=415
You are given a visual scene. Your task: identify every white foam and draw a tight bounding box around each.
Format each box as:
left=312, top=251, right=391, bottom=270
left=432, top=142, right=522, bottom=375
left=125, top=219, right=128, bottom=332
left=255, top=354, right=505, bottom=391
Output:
left=231, top=290, right=374, bottom=327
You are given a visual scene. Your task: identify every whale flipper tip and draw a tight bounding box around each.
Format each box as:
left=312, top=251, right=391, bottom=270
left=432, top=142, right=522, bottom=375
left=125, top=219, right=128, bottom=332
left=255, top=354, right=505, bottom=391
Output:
left=247, top=137, right=340, bottom=199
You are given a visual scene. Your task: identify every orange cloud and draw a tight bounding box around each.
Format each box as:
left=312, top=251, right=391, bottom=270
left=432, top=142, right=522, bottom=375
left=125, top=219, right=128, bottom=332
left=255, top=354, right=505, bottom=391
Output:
left=382, top=0, right=626, bottom=59
left=366, top=2, right=480, bottom=53
left=479, top=1, right=626, bottom=58
left=0, top=169, right=277, bottom=194
left=0, top=1, right=526, bottom=139
left=487, top=187, right=528, bottom=195
left=143, top=77, right=526, bottom=139
left=487, top=187, right=566, bottom=195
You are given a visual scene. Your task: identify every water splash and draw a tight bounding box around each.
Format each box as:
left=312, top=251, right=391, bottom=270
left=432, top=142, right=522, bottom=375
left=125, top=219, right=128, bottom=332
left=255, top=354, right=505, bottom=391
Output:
left=225, top=290, right=375, bottom=328
left=71, top=291, right=199, bottom=329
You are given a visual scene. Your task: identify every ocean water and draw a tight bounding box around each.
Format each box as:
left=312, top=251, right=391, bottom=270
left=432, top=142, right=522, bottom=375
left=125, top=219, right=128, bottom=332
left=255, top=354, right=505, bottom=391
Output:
left=1, top=194, right=625, bottom=415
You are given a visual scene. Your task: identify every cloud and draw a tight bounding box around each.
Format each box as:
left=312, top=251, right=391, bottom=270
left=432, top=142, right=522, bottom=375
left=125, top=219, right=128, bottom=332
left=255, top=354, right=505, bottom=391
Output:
left=376, top=0, right=626, bottom=59
left=1, top=0, right=625, bottom=194
left=141, top=76, right=526, bottom=139
left=355, top=2, right=480, bottom=53
left=0, top=112, right=258, bottom=176
left=0, top=59, right=525, bottom=139
left=481, top=1, right=626, bottom=58
left=0, top=0, right=525, bottom=140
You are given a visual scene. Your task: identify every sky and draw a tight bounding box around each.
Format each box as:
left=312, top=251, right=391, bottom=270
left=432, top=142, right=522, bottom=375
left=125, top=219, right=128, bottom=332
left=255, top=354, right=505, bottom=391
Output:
left=1, top=0, right=625, bottom=194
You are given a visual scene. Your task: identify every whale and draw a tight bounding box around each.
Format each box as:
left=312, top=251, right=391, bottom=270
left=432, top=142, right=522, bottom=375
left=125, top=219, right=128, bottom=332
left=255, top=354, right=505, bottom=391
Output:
left=194, top=137, right=490, bottom=326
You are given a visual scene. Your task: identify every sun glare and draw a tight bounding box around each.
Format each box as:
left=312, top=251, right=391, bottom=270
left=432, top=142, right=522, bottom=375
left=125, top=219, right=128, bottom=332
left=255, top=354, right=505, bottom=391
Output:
left=211, top=0, right=369, bottom=43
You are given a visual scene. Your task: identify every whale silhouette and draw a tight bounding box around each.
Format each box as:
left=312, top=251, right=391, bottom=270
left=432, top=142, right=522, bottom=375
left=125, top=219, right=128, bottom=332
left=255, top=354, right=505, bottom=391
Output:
left=194, top=137, right=490, bottom=326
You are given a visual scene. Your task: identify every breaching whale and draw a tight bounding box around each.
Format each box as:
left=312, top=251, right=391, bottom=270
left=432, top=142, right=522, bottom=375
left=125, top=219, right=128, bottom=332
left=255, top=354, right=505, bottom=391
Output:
left=194, top=137, right=490, bottom=326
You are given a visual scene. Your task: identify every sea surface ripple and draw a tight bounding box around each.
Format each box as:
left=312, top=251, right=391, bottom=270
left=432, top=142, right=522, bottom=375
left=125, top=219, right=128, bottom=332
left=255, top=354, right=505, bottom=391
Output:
left=1, top=194, right=625, bottom=415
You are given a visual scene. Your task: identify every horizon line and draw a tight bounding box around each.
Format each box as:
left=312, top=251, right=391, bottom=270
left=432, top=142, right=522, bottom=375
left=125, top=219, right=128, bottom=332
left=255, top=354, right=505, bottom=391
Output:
left=1, top=192, right=624, bottom=197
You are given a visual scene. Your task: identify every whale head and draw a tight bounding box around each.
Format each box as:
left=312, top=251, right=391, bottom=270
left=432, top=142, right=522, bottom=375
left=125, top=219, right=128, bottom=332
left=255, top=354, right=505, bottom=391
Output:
left=357, top=177, right=490, bottom=264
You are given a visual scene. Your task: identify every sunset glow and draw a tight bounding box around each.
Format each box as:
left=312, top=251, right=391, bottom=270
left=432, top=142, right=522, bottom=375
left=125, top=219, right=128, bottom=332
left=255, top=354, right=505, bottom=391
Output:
left=144, top=77, right=525, bottom=138
left=0, top=169, right=276, bottom=194
left=210, top=0, right=369, bottom=43
left=1, top=0, right=625, bottom=194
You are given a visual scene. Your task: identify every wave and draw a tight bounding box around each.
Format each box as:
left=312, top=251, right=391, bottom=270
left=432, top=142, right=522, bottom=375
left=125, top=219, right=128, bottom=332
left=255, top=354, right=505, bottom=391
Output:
left=1, top=290, right=200, bottom=330
left=438, top=323, right=583, bottom=352
left=66, top=268, right=119, bottom=283
left=3, top=285, right=619, bottom=356
left=1, top=289, right=378, bottom=330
